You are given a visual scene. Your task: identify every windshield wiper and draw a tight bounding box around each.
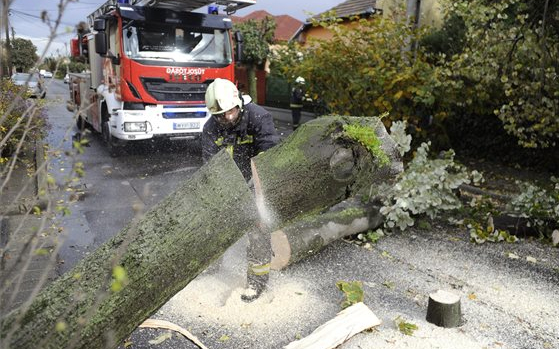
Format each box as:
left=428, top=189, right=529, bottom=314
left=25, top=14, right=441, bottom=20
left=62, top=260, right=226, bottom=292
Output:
left=144, top=56, right=176, bottom=62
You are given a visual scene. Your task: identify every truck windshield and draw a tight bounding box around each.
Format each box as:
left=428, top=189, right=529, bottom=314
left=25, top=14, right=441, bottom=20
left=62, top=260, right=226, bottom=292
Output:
left=123, top=23, right=232, bottom=65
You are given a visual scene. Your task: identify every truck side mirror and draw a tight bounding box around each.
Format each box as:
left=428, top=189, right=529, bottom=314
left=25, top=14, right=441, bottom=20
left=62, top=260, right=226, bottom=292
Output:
left=234, top=31, right=243, bottom=63
left=95, top=32, right=108, bottom=55
left=93, top=19, right=106, bottom=31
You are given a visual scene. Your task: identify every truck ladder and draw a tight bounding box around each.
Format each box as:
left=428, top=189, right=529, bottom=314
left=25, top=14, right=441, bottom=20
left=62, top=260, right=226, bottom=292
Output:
left=134, top=0, right=256, bottom=13
left=88, top=0, right=255, bottom=23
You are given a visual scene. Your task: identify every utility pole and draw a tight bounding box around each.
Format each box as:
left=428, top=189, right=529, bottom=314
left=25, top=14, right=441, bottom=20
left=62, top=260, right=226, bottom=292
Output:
left=0, top=0, right=4, bottom=78
left=2, top=0, right=11, bottom=77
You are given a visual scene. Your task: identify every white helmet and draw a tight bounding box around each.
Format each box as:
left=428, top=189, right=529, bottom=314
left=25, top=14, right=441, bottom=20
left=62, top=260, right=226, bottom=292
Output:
left=295, top=76, right=305, bottom=84
left=205, top=78, right=243, bottom=115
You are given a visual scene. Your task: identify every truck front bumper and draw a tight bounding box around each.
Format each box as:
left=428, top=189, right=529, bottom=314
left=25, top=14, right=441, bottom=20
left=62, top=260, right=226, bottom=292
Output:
left=109, top=105, right=210, bottom=141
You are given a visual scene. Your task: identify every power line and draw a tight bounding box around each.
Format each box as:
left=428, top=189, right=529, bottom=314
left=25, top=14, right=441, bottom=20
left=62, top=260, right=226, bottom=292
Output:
left=11, top=5, right=102, bottom=12
left=9, top=9, right=78, bottom=27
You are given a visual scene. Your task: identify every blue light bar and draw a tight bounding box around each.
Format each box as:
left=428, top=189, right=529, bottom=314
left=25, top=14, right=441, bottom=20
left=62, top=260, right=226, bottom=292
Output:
left=208, top=5, right=219, bottom=14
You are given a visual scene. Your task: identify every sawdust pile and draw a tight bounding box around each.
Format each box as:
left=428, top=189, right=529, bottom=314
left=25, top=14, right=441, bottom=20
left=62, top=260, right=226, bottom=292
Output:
left=162, top=273, right=331, bottom=329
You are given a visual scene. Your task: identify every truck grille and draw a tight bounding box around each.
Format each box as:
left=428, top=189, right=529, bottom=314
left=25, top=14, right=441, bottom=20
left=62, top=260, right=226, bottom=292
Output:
left=141, top=78, right=208, bottom=102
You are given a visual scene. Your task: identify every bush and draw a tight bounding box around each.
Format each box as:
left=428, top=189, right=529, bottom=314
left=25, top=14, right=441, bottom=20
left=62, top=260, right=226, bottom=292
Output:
left=0, top=79, right=49, bottom=160
left=508, top=178, right=559, bottom=239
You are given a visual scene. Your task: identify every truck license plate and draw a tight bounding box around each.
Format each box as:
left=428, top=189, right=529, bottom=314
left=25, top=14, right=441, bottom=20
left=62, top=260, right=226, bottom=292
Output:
left=173, top=122, right=199, bottom=130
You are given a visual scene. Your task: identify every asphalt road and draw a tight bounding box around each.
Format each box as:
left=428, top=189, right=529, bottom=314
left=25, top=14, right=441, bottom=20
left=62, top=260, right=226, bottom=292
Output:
left=43, top=79, right=558, bottom=349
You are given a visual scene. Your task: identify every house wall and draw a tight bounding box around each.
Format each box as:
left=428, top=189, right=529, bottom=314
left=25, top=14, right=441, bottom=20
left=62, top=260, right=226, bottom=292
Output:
left=298, top=18, right=374, bottom=46
left=377, top=0, right=442, bottom=27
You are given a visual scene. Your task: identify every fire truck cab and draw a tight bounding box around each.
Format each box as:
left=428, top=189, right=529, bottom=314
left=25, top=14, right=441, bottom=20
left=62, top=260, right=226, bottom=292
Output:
left=68, top=0, right=255, bottom=153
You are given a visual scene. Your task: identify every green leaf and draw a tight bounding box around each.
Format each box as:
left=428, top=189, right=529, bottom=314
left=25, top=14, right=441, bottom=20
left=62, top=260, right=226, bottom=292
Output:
left=395, top=316, right=418, bottom=336
left=111, top=265, right=129, bottom=292
left=336, top=280, right=364, bottom=309
left=55, top=321, right=67, bottom=332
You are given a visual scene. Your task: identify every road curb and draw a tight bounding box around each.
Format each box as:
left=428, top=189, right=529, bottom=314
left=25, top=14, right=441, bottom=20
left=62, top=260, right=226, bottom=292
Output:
left=35, top=138, right=50, bottom=210
left=266, top=106, right=315, bottom=125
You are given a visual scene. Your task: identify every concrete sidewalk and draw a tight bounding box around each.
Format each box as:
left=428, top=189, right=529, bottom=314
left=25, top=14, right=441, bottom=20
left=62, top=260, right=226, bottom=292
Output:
left=0, top=142, right=57, bottom=314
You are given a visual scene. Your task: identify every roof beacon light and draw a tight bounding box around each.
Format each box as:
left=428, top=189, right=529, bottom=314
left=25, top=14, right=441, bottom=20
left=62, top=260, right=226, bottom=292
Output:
left=208, top=5, right=219, bottom=14
left=117, top=0, right=130, bottom=4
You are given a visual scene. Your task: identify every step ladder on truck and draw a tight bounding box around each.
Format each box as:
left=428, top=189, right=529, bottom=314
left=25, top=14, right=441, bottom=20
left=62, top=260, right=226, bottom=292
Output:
left=67, top=0, right=256, bottom=154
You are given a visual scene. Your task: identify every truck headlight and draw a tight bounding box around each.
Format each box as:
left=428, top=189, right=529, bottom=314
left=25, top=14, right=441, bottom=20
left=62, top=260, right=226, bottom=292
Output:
left=124, top=122, right=147, bottom=132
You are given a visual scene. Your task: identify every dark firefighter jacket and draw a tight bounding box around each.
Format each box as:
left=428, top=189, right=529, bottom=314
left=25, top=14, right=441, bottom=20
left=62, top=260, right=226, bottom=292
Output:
left=201, top=102, right=279, bottom=180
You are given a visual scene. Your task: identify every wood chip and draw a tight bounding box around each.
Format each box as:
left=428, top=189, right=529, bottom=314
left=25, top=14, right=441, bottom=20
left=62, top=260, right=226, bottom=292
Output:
left=284, top=302, right=381, bottom=349
left=139, top=319, right=209, bottom=349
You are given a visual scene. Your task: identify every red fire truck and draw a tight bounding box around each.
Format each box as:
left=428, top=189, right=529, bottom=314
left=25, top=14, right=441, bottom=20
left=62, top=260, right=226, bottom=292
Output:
left=67, top=0, right=255, bottom=153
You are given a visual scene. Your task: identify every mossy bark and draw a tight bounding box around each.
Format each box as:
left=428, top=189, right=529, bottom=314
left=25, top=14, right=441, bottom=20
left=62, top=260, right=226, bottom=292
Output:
left=1, top=150, right=258, bottom=349
left=251, top=115, right=402, bottom=226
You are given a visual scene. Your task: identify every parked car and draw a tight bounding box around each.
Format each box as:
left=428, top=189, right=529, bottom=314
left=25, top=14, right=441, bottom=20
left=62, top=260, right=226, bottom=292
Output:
left=11, top=72, right=46, bottom=99
left=64, top=73, right=70, bottom=83
left=42, top=71, right=53, bottom=78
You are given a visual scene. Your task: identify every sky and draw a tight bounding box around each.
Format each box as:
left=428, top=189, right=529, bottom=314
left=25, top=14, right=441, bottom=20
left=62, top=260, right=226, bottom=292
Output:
left=6, top=0, right=343, bottom=58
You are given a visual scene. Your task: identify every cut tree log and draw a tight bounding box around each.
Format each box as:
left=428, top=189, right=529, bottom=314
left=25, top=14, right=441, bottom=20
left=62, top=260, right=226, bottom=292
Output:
left=0, top=150, right=258, bottom=349
left=1, top=116, right=402, bottom=349
left=271, top=197, right=383, bottom=270
left=284, top=302, right=382, bottom=349
left=252, top=116, right=402, bottom=226
left=426, top=290, right=462, bottom=328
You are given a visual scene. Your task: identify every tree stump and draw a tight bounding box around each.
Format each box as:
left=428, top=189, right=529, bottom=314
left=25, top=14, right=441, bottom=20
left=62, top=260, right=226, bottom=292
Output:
left=426, top=290, right=462, bottom=328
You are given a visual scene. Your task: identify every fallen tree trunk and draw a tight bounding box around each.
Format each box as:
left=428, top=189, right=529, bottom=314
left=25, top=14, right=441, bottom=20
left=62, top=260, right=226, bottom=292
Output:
left=2, top=116, right=402, bottom=349
left=271, top=198, right=383, bottom=270
left=252, top=116, right=402, bottom=226
left=1, top=150, right=258, bottom=349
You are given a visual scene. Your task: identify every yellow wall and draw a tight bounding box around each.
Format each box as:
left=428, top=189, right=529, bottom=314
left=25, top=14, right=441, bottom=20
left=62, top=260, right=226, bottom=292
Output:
left=377, top=0, right=442, bottom=27
left=299, top=17, right=374, bottom=46
left=300, top=25, right=334, bottom=44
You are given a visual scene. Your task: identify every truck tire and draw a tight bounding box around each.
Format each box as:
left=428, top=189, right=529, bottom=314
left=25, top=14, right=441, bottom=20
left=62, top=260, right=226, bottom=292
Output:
left=102, top=120, right=121, bottom=157
left=76, top=114, right=86, bottom=132
left=101, top=104, right=122, bottom=157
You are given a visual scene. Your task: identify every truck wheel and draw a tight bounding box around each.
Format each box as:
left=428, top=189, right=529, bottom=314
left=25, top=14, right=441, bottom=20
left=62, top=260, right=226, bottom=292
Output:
left=102, top=121, right=121, bottom=157
left=76, top=114, right=86, bottom=132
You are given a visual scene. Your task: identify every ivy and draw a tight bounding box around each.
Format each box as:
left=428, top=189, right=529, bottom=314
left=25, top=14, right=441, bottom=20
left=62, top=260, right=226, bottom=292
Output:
left=507, top=177, right=559, bottom=239
left=379, top=141, right=474, bottom=230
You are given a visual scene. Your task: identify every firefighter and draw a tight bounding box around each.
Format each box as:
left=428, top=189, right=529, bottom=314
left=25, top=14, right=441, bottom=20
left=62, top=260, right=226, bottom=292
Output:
left=201, top=78, right=279, bottom=180
left=290, top=76, right=305, bottom=130
left=201, top=78, right=279, bottom=301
